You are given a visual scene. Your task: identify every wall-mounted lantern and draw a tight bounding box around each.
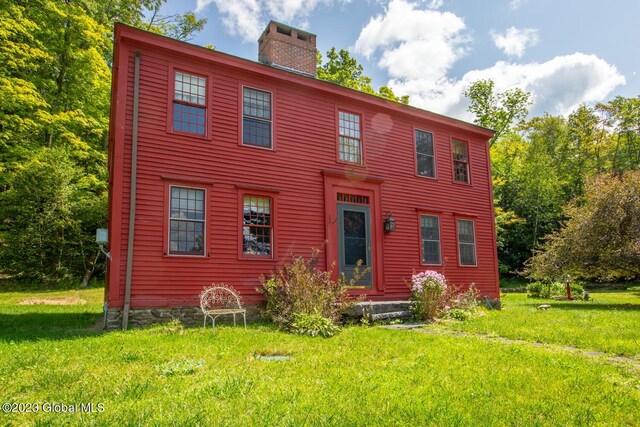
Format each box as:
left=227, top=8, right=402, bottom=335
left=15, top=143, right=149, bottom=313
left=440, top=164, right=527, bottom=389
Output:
left=383, top=211, right=396, bottom=233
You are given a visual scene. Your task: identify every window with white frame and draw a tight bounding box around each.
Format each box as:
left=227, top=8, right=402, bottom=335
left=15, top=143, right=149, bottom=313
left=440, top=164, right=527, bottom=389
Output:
left=338, top=111, right=362, bottom=163
left=416, top=130, right=436, bottom=178
left=242, top=87, right=272, bottom=148
left=420, top=215, right=441, bottom=264
left=457, top=219, right=477, bottom=266
left=452, top=140, right=469, bottom=183
left=173, top=72, right=206, bottom=135
left=169, top=186, right=205, bottom=255
left=242, top=195, right=273, bottom=256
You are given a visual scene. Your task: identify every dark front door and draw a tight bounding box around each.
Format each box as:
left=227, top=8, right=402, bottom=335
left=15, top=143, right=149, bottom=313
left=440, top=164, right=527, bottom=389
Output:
left=338, top=203, right=372, bottom=287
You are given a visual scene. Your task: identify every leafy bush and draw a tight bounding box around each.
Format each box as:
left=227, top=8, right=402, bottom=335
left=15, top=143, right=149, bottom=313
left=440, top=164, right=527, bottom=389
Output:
left=289, top=312, right=340, bottom=338
left=444, top=308, right=471, bottom=321
left=258, top=248, right=363, bottom=335
left=410, top=271, right=448, bottom=320
left=527, top=281, right=585, bottom=299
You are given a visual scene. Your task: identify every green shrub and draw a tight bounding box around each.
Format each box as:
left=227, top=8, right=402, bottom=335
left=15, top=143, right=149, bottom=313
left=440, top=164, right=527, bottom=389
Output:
left=258, top=248, right=364, bottom=335
left=527, top=281, right=585, bottom=299
left=289, top=312, right=340, bottom=338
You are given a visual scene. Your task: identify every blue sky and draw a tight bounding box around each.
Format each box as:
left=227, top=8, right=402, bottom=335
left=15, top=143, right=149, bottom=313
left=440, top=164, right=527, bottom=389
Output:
left=166, top=0, right=639, bottom=120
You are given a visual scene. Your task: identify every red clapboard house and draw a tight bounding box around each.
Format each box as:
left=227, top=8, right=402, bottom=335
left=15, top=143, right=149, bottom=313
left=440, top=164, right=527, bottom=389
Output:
left=104, top=21, right=499, bottom=329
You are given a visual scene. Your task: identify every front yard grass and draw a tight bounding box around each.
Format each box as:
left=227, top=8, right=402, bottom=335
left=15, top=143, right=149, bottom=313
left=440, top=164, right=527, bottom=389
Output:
left=0, top=288, right=638, bottom=426
left=438, top=288, right=640, bottom=357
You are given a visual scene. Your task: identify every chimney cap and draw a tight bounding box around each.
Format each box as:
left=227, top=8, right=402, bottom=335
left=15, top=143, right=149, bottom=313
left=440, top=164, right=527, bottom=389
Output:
left=259, top=20, right=316, bottom=42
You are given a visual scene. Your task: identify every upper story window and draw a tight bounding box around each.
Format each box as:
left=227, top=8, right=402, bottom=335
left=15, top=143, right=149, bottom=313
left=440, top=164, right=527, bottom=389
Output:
left=416, top=130, right=436, bottom=178
left=242, top=195, right=273, bottom=257
left=457, top=219, right=477, bottom=266
left=169, top=186, right=205, bottom=256
left=338, top=111, right=362, bottom=164
left=243, top=87, right=272, bottom=148
left=173, top=72, right=206, bottom=136
left=452, top=140, right=469, bottom=183
left=420, top=214, right=441, bottom=265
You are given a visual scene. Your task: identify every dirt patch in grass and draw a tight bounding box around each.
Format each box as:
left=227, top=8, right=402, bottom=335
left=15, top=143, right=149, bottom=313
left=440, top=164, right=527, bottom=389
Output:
left=18, top=296, right=87, bottom=305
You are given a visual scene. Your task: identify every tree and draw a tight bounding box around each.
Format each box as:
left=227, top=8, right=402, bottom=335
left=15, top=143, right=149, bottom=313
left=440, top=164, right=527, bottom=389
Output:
left=527, top=171, right=640, bottom=282
left=317, top=48, right=409, bottom=104
left=0, top=148, right=106, bottom=283
left=0, top=0, right=206, bottom=284
left=464, top=79, right=532, bottom=145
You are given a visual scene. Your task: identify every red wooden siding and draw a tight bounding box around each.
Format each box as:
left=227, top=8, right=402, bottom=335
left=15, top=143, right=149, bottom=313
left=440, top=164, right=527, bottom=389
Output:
left=107, top=24, right=499, bottom=309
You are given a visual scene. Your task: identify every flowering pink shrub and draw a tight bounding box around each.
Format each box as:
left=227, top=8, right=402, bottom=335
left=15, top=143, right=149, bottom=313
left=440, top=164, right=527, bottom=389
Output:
left=410, top=270, right=448, bottom=320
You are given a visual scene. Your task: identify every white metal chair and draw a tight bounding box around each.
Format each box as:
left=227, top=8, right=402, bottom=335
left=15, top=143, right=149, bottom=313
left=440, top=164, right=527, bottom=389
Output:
left=199, top=284, right=247, bottom=331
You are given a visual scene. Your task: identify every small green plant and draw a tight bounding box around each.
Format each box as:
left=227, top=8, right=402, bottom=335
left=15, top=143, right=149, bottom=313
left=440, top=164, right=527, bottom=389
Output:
left=155, top=359, right=203, bottom=377
left=289, top=312, right=340, bottom=338
left=444, top=308, right=471, bottom=321
left=157, top=318, right=185, bottom=335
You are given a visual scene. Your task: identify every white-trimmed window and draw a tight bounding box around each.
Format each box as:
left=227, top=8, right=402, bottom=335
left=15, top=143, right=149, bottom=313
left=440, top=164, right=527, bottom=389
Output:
left=242, top=195, right=273, bottom=256
left=420, top=215, right=441, bottom=265
left=457, top=219, right=477, bottom=266
left=416, top=130, right=436, bottom=178
left=173, top=72, right=206, bottom=135
left=338, top=111, right=362, bottom=163
left=242, top=87, right=272, bottom=148
left=169, top=186, right=205, bottom=255
left=452, top=140, right=469, bottom=183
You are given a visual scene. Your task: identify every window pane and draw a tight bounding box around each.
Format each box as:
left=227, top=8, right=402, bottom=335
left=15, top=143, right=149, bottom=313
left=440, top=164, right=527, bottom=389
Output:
left=457, top=219, right=475, bottom=243
left=173, top=102, right=205, bottom=135
left=243, top=196, right=272, bottom=256
left=416, top=130, right=434, bottom=155
left=339, top=111, right=361, bottom=139
left=460, top=243, right=476, bottom=265
left=243, top=117, right=271, bottom=148
left=422, top=241, right=441, bottom=265
left=421, top=215, right=439, bottom=240
left=243, top=87, right=271, bottom=120
left=174, top=71, right=206, bottom=106
left=339, top=136, right=361, bottom=163
left=169, top=186, right=205, bottom=255
left=454, top=160, right=468, bottom=183
left=417, top=154, right=435, bottom=178
left=452, top=140, right=467, bottom=161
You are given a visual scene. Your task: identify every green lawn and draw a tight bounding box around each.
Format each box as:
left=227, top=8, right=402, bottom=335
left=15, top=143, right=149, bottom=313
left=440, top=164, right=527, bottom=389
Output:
left=439, top=289, right=640, bottom=356
left=0, top=289, right=638, bottom=426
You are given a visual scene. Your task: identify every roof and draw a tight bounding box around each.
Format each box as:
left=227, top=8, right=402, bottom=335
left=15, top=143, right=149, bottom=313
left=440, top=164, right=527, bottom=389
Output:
left=114, top=23, right=494, bottom=138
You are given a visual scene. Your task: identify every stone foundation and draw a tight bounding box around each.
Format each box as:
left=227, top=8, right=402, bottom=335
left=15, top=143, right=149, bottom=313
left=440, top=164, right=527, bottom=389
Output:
left=104, top=305, right=262, bottom=330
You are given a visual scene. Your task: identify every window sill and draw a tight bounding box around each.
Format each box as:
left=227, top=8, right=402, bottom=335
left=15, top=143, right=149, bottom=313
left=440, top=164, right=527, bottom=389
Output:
left=168, top=129, right=211, bottom=141
left=238, top=255, right=277, bottom=262
left=163, top=253, right=210, bottom=259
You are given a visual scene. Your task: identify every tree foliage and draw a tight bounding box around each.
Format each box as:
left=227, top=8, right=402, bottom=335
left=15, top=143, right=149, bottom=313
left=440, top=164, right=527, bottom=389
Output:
left=464, top=79, right=532, bottom=145
left=0, top=0, right=205, bottom=284
left=466, top=78, right=640, bottom=276
left=317, top=48, right=409, bottom=104
left=527, top=172, right=640, bottom=281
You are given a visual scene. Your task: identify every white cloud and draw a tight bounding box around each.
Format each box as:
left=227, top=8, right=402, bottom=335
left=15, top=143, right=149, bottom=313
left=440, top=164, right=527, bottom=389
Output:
left=427, top=0, right=444, bottom=9
left=389, top=53, right=626, bottom=120
left=353, top=0, right=469, bottom=81
left=195, top=0, right=346, bottom=42
left=509, top=0, right=527, bottom=10
left=491, top=27, right=539, bottom=58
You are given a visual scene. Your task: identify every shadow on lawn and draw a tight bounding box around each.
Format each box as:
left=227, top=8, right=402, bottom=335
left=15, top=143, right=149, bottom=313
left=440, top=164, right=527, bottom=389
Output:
left=0, top=312, right=103, bottom=342
left=522, top=301, right=640, bottom=312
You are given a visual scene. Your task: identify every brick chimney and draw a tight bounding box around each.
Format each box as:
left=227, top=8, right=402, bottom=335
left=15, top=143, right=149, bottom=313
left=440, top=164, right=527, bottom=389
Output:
left=258, top=21, right=317, bottom=77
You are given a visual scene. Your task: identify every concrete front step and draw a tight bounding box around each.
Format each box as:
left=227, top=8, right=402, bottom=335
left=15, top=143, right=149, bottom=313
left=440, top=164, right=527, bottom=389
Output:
left=344, top=300, right=412, bottom=319
left=370, top=310, right=414, bottom=322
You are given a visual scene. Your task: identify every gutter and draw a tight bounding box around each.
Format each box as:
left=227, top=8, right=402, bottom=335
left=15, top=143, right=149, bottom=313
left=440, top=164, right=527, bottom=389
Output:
left=122, top=50, right=141, bottom=330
